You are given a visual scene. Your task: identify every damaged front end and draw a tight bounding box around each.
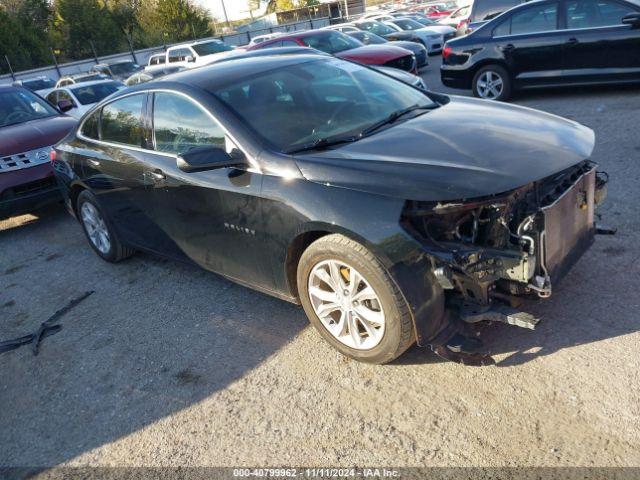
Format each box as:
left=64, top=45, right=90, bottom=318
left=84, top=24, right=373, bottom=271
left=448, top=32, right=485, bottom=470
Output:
left=401, top=160, right=609, bottom=364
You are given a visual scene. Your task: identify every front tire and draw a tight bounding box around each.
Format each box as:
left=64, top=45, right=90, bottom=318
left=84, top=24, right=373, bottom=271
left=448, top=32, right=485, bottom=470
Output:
left=77, top=190, right=135, bottom=263
left=472, top=64, right=512, bottom=101
left=297, top=234, right=415, bottom=364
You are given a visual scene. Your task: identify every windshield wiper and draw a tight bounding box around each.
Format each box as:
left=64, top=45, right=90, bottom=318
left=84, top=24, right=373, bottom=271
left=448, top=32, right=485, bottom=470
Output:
left=360, top=104, right=436, bottom=137
left=286, top=135, right=360, bottom=154
left=285, top=104, right=436, bottom=154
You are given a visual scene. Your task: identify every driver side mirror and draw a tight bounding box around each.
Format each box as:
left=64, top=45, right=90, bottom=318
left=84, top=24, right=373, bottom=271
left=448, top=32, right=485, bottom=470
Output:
left=177, top=146, right=247, bottom=173
left=185, top=55, right=196, bottom=63
left=622, top=12, right=640, bottom=27
left=57, top=99, right=74, bottom=112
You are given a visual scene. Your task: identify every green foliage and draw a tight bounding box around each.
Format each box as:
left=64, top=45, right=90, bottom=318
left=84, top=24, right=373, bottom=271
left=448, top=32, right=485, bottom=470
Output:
left=0, top=0, right=212, bottom=73
left=139, top=0, right=212, bottom=45
left=0, top=0, right=52, bottom=73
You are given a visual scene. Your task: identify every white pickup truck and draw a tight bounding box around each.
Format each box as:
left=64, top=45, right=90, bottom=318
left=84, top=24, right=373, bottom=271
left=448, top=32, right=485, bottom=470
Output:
left=146, top=40, right=236, bottom=71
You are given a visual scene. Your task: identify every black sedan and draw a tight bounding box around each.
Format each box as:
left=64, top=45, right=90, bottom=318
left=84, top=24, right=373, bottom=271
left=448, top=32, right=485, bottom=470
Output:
left=441, top=0, right=640, bottom=100
left=53, top=54, right=606, bottom=364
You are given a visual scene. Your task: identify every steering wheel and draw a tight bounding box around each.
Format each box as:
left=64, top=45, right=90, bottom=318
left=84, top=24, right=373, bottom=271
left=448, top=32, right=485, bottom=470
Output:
left=5, top=110, right=31, bottom=124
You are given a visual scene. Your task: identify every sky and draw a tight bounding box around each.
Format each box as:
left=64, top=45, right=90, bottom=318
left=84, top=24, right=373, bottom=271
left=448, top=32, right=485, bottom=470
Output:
left=195, top=0, right=263, bottom=21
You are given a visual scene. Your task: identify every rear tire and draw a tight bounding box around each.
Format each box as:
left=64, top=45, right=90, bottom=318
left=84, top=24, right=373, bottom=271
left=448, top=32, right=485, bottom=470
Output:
left=297, top=234, right=415, bottom=364
left=76, top=190, right=135, bottom=263
left=472, top=64, right=512, bottom=101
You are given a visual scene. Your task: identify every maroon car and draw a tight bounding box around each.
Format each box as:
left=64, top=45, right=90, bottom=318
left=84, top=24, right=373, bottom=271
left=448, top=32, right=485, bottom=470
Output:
left=247, top=29, right=417, bottom=74
left=0, top=86, right=76, bottom=219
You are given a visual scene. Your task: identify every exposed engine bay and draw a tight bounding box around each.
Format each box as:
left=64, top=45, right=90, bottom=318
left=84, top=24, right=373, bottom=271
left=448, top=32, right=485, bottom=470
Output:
left=402, top=160, right=610, bottom=363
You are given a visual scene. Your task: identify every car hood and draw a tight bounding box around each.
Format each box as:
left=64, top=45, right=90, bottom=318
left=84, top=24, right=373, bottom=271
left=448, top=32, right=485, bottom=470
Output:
left=336, top=45, right=411, bottom=63
left=0, top=115, right=77, bottom=157
left=293, top=96, right=595, bottom=201
left=423, top=25, right=455, bottom=34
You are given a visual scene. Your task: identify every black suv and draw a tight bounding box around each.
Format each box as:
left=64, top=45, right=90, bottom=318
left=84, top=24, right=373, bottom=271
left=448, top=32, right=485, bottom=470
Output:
left=441, top=0, right=640, bottom=100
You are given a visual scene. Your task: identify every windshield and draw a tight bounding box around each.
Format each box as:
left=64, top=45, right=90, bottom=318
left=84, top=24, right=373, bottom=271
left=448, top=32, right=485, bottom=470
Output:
left=108, top=62, right=140, bottom=75
left=0, top=89, right=58, bottom=128
left=414, top=16, right=437, bottom=25
left=192, top=41, right=233, bottom=56
left=299, top=31, right=362, bottom=54
left=358, top=21, right=397, bottom=35
left=71, top=82, right=121, bottom=105
left=213, top=59, right=436, bottom=153
left=352, top=31, right=386, bottom=44
left=393, top=18, right=426, bottom=30
left=21, top=78, right=56, bottom=91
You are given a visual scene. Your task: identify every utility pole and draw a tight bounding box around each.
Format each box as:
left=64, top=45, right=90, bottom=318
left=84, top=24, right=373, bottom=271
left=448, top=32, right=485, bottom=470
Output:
left=4, top=55, right=16, bottom=81
left=50, top=48, right=62, bottom=79
left=220, top=0, right=231, bottom=28
left=89, top=40, right=99, bottom=64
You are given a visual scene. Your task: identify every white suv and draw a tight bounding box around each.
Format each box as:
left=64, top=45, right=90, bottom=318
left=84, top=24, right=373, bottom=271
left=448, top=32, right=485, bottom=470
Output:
left=165, top=40, right=235, bottom=69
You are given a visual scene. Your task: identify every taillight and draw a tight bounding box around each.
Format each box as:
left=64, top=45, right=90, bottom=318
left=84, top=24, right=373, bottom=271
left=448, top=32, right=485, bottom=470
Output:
left=442, top=45, right=452, bottom=59
left=49, top=149, right=57, bottom=163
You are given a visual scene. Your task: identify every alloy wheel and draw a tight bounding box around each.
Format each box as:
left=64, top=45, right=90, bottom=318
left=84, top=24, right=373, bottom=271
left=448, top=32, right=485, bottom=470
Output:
left=308, top=259, right=385, bottom=350
left=476, top=70, right=504, bottom=99
left=80, top=202, right=111, bottom=255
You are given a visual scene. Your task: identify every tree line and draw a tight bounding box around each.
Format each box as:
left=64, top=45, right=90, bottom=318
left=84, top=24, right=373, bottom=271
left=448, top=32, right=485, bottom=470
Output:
left=0, top=0, right=214, bottom=74
left=0, top=0, right=324, bottom=75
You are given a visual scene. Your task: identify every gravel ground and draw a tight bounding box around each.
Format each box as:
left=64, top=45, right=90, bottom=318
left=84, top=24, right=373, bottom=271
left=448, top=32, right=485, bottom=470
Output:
left=1, top=57, right=639, bottom=472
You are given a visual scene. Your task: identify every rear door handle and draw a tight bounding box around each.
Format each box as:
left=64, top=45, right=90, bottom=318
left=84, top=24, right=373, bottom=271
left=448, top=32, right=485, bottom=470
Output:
left=566, top=37, right=579, bottom=45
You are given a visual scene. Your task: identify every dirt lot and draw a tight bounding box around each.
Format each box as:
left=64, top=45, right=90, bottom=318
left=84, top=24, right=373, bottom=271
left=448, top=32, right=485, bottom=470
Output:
left=1, top=57, right=639, bottom=471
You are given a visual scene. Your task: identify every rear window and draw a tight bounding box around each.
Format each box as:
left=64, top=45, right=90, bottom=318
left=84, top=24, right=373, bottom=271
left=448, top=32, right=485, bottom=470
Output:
left=471, top=0, right=524, bottom=22
left=71, top=82, right=120, bottom=105
left=100, top=94, right=145, bottom=146
left=192, top=41, right=233, bottom=56
left=22, top=78, right=56, bottom=91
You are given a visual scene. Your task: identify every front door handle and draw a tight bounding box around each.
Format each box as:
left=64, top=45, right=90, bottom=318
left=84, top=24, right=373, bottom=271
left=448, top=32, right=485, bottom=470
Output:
left=145, top=168, right=166, bottom=187
left=149, top=169, right=165, bottom=181
left=566, top=37, right=579, bottom=45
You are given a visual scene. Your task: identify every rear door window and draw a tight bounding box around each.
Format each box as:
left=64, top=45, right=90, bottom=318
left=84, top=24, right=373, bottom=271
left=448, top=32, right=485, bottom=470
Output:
left=566, top=0, right=637, bottom=28
left=100, top=94, right=145, bottom=146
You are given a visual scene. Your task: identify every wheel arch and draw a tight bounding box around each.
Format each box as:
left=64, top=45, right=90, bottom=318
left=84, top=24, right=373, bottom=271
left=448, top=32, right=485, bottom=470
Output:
left=284, top=222, right=384, bottom=301
left=469, top=58, right=512, bottom=82
left=284, top=222, right=447, bottom=346
left=68, top=182, right=88, bottom=216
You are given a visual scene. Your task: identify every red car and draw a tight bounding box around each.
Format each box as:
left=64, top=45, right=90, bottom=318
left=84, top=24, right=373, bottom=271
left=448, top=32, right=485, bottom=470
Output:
left=0, top=86, right=76, bottom=218
left=246, top=29, right=417, bottom=74
left=415, top=5, right=453, bottom=18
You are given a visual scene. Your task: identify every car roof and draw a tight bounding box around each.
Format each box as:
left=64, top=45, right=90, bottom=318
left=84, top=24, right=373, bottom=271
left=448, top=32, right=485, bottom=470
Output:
left=102, top=59, right=136, bottom=65
left=169, top=39, right=223, bottom=49
left=0, top=85, right=21, bottom=93
left=125, top=54, right=327, bottom=93
left=63, top=79, right=119, bottom=89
